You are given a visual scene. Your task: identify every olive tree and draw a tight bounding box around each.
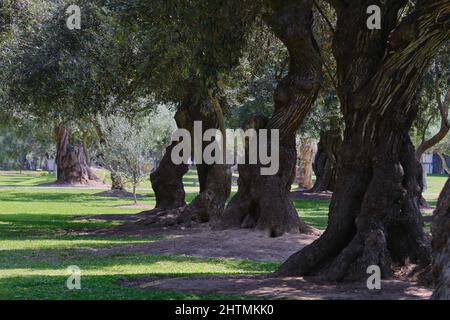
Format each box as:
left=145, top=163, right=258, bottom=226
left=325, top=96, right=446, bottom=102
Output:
left=97, top=106, right=175, bottom=203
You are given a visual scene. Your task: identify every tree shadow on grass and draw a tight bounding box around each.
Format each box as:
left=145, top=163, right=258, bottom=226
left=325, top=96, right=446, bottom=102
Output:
left=0, top=274, right=245, bottom=300
left=0, top=191, right=143, bottom=203
left=0, top=213, right=122, bottom=239
left=0, top=174, right=56, bottom=187
left=0, top=247, right=276, bottom=299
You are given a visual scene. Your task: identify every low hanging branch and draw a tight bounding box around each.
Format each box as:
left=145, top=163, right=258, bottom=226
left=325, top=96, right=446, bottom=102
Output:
left=415, top=82, right=450, bottom=160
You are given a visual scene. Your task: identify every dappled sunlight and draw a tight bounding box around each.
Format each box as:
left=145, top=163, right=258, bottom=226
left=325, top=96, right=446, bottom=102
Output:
left=0, top=249, right=275, bottom=299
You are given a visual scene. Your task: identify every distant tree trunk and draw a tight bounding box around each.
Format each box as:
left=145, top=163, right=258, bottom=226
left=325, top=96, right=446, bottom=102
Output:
left=19, top=153, right=27, bottom=172
left=132, top=174, right=138, bottom=204
left=111, top=172, right=125, bottom=191
left=436, top=151, right=450, bottom=175
left=82, top=129, right=91, bottom=166
left=217, top=0, right=322, bottom=237
left=150, top=140, right=188, bottom=210
left=277, top=2, right=449, bottom=279
left=297, top=138, right=314, bottom=190
left=311, top=126, right=342, bottom=192
left=55, top=125, right=99, bottom=184
left=432, top=178, right=450, bottom=299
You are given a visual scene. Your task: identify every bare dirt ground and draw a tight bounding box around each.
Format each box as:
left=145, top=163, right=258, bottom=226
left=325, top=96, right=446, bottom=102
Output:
left=121, top=275, right=431, bottom=300
left=91, top=225, right=319, bottom=262
left=40, top=180, right=108, bottom=188
left=79, top=214, right=432, bottom=300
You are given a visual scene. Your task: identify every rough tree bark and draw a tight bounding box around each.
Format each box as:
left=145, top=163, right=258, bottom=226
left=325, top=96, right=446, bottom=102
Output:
left=150, top=140, right=189, bottom=210
left=110, top=172, right=125, bottom=191
left=277, top=1, right=450, bottom=280
left=297, top=138, right=315, bottom=190
left=217, top=0, right=322, bottom=237
left=55, top=125, right=99, bottom=185
left=432, top=178, right=450, bottom=299
left=82, top=129, right=91, bottom=166
left=142, top=88, right=232, bottom=226
left=311, top=124, right=342, bottom=192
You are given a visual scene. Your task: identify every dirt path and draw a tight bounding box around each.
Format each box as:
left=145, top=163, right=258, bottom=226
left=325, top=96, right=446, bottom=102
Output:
left=122, top=275, right=431, bottom=300
left=91, top=226, right=319, bottom=262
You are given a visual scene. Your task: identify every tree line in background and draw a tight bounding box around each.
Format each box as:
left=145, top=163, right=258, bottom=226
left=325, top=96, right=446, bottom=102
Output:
left=1, top=0, right=450, bottom=299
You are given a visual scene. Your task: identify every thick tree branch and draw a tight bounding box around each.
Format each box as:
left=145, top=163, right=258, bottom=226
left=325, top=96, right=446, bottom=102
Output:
left=267, top=0, right=322, bottom=140
left=368, top=2, right=450, bottom=120
left=388, top=0, right=450, bottom=54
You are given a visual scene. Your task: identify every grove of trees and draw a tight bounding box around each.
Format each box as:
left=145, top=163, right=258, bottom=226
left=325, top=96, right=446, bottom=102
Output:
left=1, top=0, right=449, bottom=299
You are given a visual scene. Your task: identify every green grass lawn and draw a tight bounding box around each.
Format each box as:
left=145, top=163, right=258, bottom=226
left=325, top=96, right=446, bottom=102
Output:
left=423, top=174, right=448, bottom=207
left=0, top=171, right=56, bottom=186
left=0, top=171, right=447, bottom=299
left=0, top=168, right=222, bottom=193
left=0, top=174, right=272, bottom=299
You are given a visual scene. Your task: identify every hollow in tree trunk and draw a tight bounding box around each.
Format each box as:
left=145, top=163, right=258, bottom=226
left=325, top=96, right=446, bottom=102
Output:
left=217, top=0, right=322, bottom=237
left=311, top=126, right=342, bottom=192
left=55, top=125, right=99, bottom=185
left=297, top=138, right=315, bottom=190
left=432, top=178, right=450, bottom=299
left=277, top=2, right=450, bottom=280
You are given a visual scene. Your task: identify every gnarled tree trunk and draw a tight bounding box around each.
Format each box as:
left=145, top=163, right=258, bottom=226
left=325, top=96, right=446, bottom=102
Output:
left=432, top=178, right=450, bottom=299
left=55, top=125, right=99, bottom=185
left=297, top=138, right=315, bottom=190
left=277, top=1, right=450, bottom=280
left=311, top=126, right=342, bottom=192
left=217, top=0, right=322, bottom=237
left=150, top=140, right=189, bottom=210
left=143, top=88, right=232, bottom=226
left=111, top=172, right=125, bottom=191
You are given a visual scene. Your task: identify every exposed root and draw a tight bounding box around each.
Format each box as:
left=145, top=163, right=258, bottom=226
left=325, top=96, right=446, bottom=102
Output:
left=135, top=190, right=223, bottom=228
